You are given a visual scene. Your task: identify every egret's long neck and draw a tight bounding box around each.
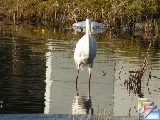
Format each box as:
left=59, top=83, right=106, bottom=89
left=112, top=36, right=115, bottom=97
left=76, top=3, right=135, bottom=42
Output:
left=86, top=19, right=91, bottom=43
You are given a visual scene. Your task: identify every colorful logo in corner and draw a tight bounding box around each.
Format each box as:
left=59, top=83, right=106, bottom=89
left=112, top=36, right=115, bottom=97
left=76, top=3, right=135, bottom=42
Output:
left=138, top=98, right=160, bottom=120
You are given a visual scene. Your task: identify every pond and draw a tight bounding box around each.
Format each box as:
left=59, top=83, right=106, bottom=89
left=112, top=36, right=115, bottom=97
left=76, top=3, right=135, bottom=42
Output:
left=0, top=20, right=160, bottom=118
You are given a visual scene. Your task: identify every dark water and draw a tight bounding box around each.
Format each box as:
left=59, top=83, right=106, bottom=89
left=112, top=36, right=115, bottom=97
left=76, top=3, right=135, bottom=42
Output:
left=0, top=20, right=160, bottom=118
left=0, top=26, right=46, bottom=113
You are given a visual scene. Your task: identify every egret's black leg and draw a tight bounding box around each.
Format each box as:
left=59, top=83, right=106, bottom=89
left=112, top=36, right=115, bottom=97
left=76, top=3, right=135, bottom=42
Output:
left=88, top=70, right=91, bottom=97
left=76, top=69, right=79, bottom=95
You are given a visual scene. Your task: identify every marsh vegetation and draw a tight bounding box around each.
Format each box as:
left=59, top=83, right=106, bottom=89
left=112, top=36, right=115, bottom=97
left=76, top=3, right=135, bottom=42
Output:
left=1, top=0, right=160, bottom=30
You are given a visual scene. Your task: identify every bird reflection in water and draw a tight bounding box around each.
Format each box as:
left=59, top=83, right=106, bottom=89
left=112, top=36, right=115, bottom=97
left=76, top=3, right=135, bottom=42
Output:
left=71, top=80, right=93, bottom=115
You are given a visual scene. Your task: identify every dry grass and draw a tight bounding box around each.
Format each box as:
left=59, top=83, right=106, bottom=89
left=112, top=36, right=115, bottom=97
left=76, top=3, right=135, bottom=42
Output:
left=1, top=0, right=160, bottom=29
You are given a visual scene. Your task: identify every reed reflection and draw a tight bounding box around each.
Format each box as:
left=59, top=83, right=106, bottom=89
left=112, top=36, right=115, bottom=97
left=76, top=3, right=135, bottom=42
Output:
left=113, top=39, right=160, bottom=116
left=123, top=42, right=152, bottom=97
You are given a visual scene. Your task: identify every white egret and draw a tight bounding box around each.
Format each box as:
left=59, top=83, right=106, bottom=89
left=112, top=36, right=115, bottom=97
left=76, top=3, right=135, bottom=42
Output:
left=74, top=18, right=97, bottom=96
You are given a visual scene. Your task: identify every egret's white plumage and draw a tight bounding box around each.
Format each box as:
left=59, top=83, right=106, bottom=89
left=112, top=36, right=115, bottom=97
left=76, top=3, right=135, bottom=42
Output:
left=74, top=19, right=97, bottom=72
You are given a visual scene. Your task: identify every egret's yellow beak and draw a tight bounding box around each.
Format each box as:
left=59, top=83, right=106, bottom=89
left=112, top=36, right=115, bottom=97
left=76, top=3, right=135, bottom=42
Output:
left=88, top=28, right=91, bottom=36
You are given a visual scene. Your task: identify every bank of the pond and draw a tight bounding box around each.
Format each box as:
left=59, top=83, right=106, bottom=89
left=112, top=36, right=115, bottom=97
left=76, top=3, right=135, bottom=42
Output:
left=1, top=0, right=160, bottom=29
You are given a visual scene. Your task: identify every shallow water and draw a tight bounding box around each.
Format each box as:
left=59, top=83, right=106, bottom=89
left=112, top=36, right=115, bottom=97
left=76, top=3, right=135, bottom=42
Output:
left=0, top=21, right=160, bottom=117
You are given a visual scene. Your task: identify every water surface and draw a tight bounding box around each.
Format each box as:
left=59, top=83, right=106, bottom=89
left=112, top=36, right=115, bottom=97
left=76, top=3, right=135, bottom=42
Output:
left=0, top=21, right=160, bottom=117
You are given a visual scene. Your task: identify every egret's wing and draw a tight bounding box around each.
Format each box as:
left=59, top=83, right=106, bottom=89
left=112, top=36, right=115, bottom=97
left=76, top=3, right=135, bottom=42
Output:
left=74, top=35, right=89, bottom=64
left=74, top=35, right=85, bottom=59
left=74, top=35, right=88, bottom=58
